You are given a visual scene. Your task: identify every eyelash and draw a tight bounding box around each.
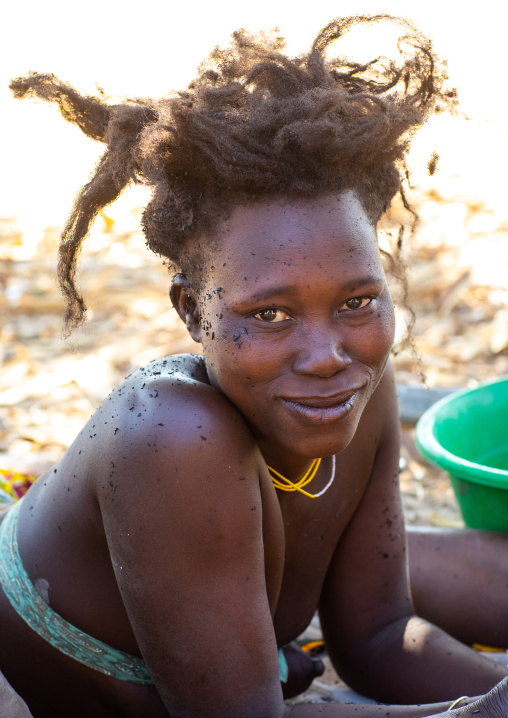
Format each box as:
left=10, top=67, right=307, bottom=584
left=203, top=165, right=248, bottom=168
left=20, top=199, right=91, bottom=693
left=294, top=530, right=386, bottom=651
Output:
left=253, top=296, right=374, bottom=323
left=342, top=296, right=373, bottom=311
left=253, top=308, right=291, bottom=323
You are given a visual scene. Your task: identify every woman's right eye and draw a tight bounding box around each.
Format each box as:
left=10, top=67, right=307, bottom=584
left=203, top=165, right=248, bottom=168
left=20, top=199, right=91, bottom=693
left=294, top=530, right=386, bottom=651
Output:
left=253, top=308, right=291, bottom=323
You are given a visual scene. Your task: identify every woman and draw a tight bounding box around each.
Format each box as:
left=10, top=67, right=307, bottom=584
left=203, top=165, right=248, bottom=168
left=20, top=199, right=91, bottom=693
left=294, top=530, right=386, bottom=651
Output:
left=2, top=14, right=508, bottom=718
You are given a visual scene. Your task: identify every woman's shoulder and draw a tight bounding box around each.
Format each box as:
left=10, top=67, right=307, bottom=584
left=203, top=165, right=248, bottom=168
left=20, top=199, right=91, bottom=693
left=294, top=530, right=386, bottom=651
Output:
left=85, top=353, right=262, bottom=498
left=110, top=352, right=252, bottom=438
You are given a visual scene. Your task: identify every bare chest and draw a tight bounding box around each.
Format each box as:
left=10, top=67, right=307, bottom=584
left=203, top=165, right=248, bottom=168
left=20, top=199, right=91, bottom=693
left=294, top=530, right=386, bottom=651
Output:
left=263, top=455, right=371, bottom=646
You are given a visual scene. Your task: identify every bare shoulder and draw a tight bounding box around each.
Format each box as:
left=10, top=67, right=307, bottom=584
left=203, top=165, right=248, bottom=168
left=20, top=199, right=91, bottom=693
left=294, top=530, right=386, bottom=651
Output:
left=113, top=353, right=253, bottom=434
left=85, top=353, right=264, bottom=520
left=85, top=356, right=282, bottom=714
left=89, top=350, right=269, bottom=612
left=87, top=353, right=256, bottom=461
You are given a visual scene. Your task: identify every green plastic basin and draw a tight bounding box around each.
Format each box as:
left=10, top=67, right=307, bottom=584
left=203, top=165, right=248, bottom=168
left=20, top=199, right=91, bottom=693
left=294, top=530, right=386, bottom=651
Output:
left=415, top=375, right=508, bottom=532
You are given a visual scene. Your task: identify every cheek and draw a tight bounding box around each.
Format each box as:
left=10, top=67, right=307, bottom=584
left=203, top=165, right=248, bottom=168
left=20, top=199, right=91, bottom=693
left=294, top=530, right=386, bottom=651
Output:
left=202, top=340, right=271, bottom=412
left=378, top=298, right=396, bottom=348
left=198, top=307, right=256, bottom=383
left=204, top=331, right=275, bottom=380
left=354, top=299, right=395, bottom=366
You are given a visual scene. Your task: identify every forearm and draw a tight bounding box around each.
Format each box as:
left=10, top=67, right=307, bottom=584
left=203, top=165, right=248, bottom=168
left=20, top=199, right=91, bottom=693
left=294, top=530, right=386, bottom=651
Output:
left=285, top=697, right=471, bottom=717
left=340, top=615, right=507, bottom=704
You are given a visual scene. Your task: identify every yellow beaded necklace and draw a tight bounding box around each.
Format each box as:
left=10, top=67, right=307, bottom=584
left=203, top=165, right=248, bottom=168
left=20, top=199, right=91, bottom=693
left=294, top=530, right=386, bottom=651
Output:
left=267, top=456, right=336, bottom=499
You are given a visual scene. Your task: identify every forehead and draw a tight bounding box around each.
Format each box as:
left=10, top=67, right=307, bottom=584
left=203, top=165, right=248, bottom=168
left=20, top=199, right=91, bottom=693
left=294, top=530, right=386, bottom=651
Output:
left=208, top=192, right=378, bottom=270
left=200, top=192, right=380, bottom=289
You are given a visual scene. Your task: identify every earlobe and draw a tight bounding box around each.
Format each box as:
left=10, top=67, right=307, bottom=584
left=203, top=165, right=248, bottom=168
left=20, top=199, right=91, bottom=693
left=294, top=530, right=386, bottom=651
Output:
left=169, top=275, right=202, bottom=343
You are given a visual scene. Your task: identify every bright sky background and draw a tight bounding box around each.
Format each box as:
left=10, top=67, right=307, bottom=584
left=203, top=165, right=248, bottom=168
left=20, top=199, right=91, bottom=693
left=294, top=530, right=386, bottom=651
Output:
left=2, top=0, right=508, bottom=235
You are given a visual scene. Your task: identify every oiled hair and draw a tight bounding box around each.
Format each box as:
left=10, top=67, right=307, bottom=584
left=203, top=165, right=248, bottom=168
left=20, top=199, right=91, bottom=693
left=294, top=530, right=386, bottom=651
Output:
left=10, top=14, right=456, bottom=330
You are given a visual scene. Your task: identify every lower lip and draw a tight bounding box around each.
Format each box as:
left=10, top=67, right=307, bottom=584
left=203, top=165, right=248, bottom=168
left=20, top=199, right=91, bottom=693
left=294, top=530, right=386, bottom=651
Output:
left=281, top=392, right=359, bottom=424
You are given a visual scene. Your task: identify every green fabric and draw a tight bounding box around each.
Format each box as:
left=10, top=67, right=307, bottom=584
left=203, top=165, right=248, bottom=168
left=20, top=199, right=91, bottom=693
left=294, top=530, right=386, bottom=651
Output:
left=278, top=646, right=288, bottom=682
left=0, top=498, right=290, bottom=684
left=0, top=499, right=153, bottom=683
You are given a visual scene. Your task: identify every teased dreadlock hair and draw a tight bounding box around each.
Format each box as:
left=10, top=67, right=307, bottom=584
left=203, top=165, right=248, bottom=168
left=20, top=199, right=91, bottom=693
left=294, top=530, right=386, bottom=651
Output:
left=10, top=14, right=456, bottom=331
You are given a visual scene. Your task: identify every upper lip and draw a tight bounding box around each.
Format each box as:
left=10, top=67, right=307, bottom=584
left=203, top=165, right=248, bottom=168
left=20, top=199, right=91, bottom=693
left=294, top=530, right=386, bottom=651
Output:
left=281, top=387, right=363, bottom=408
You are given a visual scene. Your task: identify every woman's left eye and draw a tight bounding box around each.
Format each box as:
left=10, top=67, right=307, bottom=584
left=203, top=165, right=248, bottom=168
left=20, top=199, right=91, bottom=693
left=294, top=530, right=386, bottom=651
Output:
left=253, top=308, right=292, bottom=323
left=341, top=296, right=373, bottom=311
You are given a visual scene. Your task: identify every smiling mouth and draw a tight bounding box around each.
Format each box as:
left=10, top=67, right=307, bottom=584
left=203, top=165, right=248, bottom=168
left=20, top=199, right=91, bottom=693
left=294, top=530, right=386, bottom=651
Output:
left=281, top=389, right=362, bottom=423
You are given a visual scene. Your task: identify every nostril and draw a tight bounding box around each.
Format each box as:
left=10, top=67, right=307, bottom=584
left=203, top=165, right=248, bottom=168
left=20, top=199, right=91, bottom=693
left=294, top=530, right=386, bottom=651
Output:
left=293, top=343, right=352, bottom=377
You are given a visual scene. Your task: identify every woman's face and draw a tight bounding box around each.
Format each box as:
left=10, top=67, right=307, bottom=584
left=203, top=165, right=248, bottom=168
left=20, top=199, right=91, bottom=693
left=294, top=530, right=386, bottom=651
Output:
left=193, top=192, right=395, bottom=467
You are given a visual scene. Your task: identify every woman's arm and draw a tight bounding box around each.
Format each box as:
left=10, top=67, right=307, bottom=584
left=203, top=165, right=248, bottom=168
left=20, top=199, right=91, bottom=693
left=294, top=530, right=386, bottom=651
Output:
left=96, top=380, right=288, bottom=718
left=287, top=697, right=470, bottom=717
left=286, top=684, right=507, bottom=717
left=318, top=365, right=507, bottom=704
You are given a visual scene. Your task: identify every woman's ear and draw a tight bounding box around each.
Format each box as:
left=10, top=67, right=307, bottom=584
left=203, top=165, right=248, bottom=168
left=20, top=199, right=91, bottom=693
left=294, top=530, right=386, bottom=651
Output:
left=170, top=275, right=202, bottom=343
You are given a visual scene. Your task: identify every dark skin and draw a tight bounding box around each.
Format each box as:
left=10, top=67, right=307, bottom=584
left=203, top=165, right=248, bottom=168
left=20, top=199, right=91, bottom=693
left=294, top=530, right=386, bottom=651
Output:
left=1, top=192, right=508, bottom=718
left=408, top=527, right=508, bottom=647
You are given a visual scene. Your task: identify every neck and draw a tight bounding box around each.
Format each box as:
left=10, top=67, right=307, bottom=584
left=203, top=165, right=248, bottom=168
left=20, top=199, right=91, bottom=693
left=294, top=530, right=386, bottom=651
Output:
left=260, top=447, right=319, bottom=484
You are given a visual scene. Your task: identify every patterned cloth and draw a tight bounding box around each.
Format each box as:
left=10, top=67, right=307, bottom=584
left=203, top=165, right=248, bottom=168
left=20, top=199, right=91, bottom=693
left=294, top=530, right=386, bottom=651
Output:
left=0, top=469, right=38, bottom=505
left=0, top=496, right=153, bottom=683
left=0, top=473, right=289, bottom=684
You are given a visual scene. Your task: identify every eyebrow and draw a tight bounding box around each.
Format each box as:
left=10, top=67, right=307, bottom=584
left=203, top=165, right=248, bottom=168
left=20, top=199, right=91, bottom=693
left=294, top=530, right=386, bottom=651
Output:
left=246, top=275, right=384, bottom=303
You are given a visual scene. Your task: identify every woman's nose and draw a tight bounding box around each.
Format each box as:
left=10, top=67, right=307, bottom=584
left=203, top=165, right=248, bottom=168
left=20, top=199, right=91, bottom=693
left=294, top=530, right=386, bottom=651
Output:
left=291, top=325, right=352, bottom=378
